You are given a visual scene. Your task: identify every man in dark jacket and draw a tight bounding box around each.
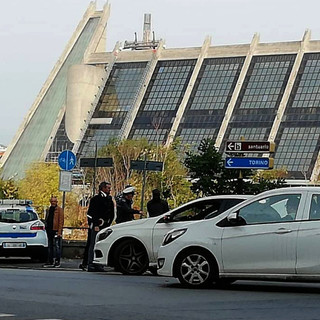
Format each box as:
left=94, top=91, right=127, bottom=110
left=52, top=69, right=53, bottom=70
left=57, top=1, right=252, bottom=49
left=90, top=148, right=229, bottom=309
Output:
left=85, top=181, right=115, bottom=271
left=147, top=189, right=170, bottom=217
left=116, top=186, right=143, bottom=223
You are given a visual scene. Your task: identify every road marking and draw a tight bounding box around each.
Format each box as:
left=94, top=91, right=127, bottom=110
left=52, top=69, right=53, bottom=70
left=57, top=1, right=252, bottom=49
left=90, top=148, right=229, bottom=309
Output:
left=0, top=314, right=15, bottom=317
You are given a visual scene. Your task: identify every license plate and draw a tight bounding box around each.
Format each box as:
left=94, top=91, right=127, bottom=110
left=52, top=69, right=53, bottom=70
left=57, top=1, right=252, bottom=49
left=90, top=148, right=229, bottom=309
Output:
left=3, top=242, right=26, bottom=248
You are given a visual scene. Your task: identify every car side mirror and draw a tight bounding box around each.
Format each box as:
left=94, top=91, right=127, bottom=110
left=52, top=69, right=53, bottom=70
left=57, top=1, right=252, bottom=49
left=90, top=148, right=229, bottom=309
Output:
left=227, top=212, right=238, bottom=223
left=163, top=215, right=173, bottom=223
left=227, top=211, right=246, bottom=226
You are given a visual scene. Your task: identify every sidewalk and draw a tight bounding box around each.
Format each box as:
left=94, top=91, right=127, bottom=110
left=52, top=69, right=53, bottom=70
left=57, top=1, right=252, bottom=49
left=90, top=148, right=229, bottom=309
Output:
left=0, top=258, right=85, bottom=271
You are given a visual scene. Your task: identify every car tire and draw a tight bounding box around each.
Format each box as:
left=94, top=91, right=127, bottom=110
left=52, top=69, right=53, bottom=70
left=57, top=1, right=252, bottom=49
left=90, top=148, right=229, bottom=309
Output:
left=114, top=239, right=149, bottom=275
left=175, top=249, right=216, bottom=288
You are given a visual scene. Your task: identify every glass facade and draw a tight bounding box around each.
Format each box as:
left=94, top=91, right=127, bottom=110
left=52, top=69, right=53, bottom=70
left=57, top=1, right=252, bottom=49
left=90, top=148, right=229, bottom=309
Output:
left=176, top=57, right=245, bottom=148
left=46, top=115, right=73, bottom=162
left=78, top=62, right=147, bottom=156
left=129, top=59, right=196, bottom=144
left=1, top=17, right=100, bottom=179
left=222, top=54, right=296, bottom=152
left=275, top=53, right=320, bottom=179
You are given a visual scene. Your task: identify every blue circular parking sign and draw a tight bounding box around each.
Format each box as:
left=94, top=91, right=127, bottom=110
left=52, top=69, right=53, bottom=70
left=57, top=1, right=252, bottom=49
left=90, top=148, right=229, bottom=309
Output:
left=58, top=150, right=77, bottom=171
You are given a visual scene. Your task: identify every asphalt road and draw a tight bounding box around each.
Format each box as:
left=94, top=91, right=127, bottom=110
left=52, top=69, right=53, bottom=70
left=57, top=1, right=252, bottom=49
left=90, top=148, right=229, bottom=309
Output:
left=1, top=260, right=320, bottom=320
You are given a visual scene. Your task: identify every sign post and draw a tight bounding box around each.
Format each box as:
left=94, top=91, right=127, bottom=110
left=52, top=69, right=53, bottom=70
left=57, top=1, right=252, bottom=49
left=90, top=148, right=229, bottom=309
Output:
left=130, top=158, right=164, bottom=211
left=79, top=157, right=113, bottom=195
left=226, top=141, right=275, bottom=153
left=225, top=157, right=274, bottom=169
left=58, top=150, right=77, bottom=171
left=58, top=150, right=77, bottom=209
left=225, top=140, right=275, bottom=171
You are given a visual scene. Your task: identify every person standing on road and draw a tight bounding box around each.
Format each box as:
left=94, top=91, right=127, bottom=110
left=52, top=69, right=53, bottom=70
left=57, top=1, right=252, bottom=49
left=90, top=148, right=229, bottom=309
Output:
left=115, top=186, right=143, bottom=223
left=86, top=181, right=115, bottom=272
left=43, top=196, right=64, bottom=268
left=147, top=189, right=170, bottom=217
left=78, top=208, right=92, bottom=271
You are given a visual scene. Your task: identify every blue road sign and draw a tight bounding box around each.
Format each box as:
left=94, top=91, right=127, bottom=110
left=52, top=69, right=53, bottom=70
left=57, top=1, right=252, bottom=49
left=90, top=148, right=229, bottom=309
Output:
left=225, top=157, right=274, bottom=169
left=58, top=150, right=77, bottom=171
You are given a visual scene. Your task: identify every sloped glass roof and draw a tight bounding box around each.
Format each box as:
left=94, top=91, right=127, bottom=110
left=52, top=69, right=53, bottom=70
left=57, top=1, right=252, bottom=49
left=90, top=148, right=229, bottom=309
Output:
left=2, top=18, right=99, bottom=179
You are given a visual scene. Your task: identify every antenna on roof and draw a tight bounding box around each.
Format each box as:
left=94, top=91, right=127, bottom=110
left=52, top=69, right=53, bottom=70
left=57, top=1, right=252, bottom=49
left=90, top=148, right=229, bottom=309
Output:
left=123, top=13, right=160, bottom=50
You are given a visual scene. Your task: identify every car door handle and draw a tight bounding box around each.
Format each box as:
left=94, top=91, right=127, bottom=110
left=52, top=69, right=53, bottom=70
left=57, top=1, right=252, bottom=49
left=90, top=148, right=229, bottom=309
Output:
left=275, top=228, right=292, bottom=234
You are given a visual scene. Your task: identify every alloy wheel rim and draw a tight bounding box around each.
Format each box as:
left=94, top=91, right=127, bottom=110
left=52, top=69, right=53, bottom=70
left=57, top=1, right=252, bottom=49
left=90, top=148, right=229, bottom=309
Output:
left=119, top=243, right=147, bottom=273
left=180, top=254, right=210, bottom=285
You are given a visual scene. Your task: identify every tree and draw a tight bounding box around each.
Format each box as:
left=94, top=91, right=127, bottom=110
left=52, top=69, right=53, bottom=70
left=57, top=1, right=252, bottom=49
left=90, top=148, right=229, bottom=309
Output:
left=2, top=179, right=18, bottom=199
left=185, top=138, right=285, bottom=195
left=85, top=139, right=194, bottom=210
left=18, top=162, right=80, bottom=225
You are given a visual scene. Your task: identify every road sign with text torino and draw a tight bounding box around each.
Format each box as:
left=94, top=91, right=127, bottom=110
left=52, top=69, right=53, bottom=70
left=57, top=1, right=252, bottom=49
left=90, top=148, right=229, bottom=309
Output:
left=226, top=141, right=275, bottom=153
left=225, top=157, right=274, bottom=169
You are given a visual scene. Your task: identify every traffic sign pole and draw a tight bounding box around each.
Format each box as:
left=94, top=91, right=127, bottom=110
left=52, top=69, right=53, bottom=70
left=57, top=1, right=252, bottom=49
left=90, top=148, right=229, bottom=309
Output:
left=140, top=154, right=149, bottom=212
left=130, top=158, right=164, bottom=212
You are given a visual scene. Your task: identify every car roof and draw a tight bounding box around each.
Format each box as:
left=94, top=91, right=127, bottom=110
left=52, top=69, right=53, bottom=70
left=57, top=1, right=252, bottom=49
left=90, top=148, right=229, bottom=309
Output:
left=254, top=186, right=320, bottom=197
left=167, top=194, right=252, bottom=212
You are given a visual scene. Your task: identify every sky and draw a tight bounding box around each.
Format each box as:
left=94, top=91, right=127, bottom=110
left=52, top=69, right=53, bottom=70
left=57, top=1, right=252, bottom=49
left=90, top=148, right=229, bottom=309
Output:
left=1, top=0, right=320, bottom=146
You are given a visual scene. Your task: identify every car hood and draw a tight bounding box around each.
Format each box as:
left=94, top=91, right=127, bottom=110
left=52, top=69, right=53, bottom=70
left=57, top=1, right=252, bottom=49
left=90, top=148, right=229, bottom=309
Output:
left=108, top=218, right=151, bottom=230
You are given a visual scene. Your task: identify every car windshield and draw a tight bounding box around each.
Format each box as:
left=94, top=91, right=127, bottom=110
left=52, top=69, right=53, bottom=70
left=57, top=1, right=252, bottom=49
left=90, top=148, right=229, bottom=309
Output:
left=0, top=209, right=38, bottom=223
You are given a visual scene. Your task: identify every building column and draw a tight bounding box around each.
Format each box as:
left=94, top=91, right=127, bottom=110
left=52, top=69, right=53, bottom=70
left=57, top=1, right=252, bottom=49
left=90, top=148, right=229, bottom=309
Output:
left=215, top=33, right=260, bottom=150
left=267, top=30, right=310, bottom=144
left=165, top=36, right=211, bottom=146
left=84, top=3, right=111, bottom=61
left=120, top=40, right=165, bottom=140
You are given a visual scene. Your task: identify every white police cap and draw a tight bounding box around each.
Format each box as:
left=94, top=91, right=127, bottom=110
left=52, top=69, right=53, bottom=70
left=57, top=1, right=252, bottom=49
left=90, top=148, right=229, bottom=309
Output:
left=123, top=186, right=135, bottom=194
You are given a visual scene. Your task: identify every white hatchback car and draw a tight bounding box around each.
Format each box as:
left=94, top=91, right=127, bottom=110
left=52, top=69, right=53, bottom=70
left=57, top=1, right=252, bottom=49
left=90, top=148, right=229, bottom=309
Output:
left=0, top=199, right=48, bottom=261
left=158, top=187, right=320, bottom=288
left=93, top=195, right=251, bottom=275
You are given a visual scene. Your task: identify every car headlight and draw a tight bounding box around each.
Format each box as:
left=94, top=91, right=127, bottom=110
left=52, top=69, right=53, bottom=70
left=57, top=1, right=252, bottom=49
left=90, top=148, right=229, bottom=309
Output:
left=162, top=228, right=187, bottom=246
left=97, top=229, right=113, bottom=242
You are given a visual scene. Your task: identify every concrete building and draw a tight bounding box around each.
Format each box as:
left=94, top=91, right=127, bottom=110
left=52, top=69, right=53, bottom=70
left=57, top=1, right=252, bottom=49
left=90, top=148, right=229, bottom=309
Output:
left=2, top=2, right=320, bottom=183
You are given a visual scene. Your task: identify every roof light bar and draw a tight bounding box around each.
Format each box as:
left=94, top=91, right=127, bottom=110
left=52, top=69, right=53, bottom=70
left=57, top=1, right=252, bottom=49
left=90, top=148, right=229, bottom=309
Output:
left=0, top=199, right=33, bottom=205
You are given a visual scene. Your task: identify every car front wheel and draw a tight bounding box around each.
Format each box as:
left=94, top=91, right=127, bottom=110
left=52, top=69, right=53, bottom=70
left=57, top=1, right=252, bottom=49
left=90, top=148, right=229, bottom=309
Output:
left=176, top=249, right=216, bottom=288
left=114, top=240, right=148, bottom=275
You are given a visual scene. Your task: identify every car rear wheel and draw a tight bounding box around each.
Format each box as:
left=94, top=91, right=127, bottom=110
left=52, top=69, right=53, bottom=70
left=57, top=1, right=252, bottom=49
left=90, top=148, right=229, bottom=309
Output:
left=114, top=240, right=148, bottom=275
left=176, top=249, right=216, bottom=288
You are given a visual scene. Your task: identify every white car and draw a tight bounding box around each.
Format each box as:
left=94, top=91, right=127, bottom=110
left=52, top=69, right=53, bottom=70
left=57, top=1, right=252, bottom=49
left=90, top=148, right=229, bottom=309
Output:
left=157, top=187, right=320, bottom=288
left=0, top=199, right=48, bottom=261
left=93, top=195, right=251, bottom=275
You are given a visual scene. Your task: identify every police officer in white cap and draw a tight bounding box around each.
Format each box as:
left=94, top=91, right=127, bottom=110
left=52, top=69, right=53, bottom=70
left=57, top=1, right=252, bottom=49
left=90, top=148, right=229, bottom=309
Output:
left=116, top=186, right=143, bottom=223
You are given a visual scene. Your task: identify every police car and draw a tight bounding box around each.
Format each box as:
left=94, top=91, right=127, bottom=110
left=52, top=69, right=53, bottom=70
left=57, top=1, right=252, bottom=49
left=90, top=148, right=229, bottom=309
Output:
left=0, top=199, right=48, bottom=261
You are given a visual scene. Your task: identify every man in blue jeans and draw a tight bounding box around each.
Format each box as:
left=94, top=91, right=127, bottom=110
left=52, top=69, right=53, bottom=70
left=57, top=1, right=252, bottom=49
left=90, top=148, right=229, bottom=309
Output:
left=43, top=196, right=64, bottom=268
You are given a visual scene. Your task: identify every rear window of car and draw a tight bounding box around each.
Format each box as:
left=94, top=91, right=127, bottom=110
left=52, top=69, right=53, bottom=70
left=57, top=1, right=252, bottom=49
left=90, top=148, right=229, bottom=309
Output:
left=0, top=209, right=38, bottom=223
